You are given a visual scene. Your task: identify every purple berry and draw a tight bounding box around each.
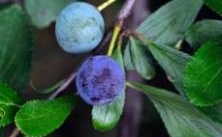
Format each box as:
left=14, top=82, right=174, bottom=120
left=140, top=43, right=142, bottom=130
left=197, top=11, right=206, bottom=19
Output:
left=76, top=55, right=125, bottom=105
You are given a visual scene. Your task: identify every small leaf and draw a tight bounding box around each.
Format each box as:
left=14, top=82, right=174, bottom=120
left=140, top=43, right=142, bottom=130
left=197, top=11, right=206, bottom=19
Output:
left=123, top=43, right=135, bottom=70
left=137, top=0, right=203, bottom=46
left=184, top=41, right=222, bottom=106
left=203, top=0, right=222, bottom=16
left=112, top=45, right=124, bottom=66
left=147, top=42, right=191, bottom=95
left=92, top=46, right=125, bottom=131
left=24, top=0, right=76, bottom=28
left=185, top=19, right=222, bottom=49
left=92, top=90, right=125, bottom=131
left=0, top=81, right=22, bottom=127
left=15, top=96, right=75, bottom=137
left=130, top=37, right=155, bottom=80
left=31, top=80, right=65, bottom=94
left=127, top=82, right=222, bottom=137
left=0, top=5, right=32, bottom=91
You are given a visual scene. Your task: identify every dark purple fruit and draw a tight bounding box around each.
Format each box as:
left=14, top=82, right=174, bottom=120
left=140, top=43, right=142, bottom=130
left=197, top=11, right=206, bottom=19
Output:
left=76, top=55, right=125, bottom=105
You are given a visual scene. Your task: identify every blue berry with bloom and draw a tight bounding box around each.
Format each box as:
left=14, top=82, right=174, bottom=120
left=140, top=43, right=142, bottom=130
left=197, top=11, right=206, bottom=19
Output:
left=76, top=55, right=125, bottom=105
left=55, top=2, right=105, bottom=54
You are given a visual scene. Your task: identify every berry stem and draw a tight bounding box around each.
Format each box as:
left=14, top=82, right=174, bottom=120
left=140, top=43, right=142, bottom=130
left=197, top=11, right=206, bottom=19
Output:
left=107, top=21, right=123, bottom=56
left=97, top=0, right=117, bottom=11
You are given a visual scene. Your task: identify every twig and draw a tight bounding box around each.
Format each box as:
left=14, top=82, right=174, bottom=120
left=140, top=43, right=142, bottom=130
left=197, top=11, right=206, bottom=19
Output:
left=92, top=28, right=113, bottom=55
left=9, top=128, right=20, bottom=137
left=49, top=71, right=76, bottom=99
left=107, top=0, right=137, bottom=56
left=117, top=0, right=137, bottom=21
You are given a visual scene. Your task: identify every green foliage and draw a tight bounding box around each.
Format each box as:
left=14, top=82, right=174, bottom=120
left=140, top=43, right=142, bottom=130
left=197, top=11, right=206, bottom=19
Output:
left=0, top=81, right=22, bottom=127
left=185, top=19, right=222, bottom=49
left=137, top=0, right=203, bottom=47
left=127, top=82, right=222, bottom=137
left=0, top=4, right=32, bottom=92
left=129, top=37, right=155, bottom=80
left=199, top=102, right=222, bottom=124
left=138, top=38, right=191, bottom=95
left=92, top=90, right=125, bottom=131
left=203, top=0, right=222, bottom=16
left=184, top=42, right=222, bottom=106
left=123, top=43, right=135, bottom=70
left=92, top=46, right=125, bottom=131
left=24, top=0, right=76, bottom=28
left=15, top=96, right=75, bottom=137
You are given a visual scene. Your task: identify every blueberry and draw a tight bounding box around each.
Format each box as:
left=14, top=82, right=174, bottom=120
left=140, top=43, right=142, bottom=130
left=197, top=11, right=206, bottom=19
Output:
left=76, top=55, right=125, bottom=105
left=55, top=2, right=105, bottom=54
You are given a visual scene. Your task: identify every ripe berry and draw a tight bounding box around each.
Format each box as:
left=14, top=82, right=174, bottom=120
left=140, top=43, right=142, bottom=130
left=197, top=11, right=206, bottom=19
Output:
left=76, top=55, right=125, bottom=105
left=55, top=2, right=105, bottom=54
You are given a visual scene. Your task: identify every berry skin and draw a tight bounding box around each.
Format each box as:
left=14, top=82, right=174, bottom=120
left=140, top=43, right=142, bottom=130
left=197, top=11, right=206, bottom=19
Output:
left=55, top=2, right=105, bottom=54
left=76, top=55, right=125, bottom=105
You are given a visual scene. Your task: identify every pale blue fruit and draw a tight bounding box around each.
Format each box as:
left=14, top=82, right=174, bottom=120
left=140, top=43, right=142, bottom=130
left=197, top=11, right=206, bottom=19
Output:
left=55, top=2, right=105, bottom=54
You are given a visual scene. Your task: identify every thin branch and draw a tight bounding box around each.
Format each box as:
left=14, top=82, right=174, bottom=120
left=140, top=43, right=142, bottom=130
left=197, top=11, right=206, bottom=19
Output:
left=9, top=128, right=20, bottom=137
left=117, top=0, right=137, bottom=21
left=49, top=71, right=76, bottom=99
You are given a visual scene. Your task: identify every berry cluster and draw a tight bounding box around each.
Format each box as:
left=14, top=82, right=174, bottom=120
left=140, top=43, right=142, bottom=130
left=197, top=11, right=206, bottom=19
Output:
left=55, top=2, right=125, bottom=105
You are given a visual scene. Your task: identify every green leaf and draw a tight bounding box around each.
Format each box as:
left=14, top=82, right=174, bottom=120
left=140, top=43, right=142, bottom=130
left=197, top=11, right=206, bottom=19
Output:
left=130, top=37, right=155, bottom=80
left=198, top=103, right=222, bottom=124
left=203, top=0, right=222, bottom=16
left=123, top=43, right=135, bottom=70
left=184, top=42, right=222, bottom=106
left=147, top=42, right=191, bottom=95
left=92, top=90, right=125, bottom=131
left=0, top=81, right=22, bottom=127
left=92, top=46, right=125, bottom=131
left=15, top=96, right=75, bottom=137
left=112, top=45, right=124, bottom=66
left=127, top=82, right=222, bottom=137
left=0, top=5, right=32, bottom=91
left=185, top=19, right=222, bottom=49
left=24, top=0, right=76, bottom=28
left=137, top=0, right=203, bottom=47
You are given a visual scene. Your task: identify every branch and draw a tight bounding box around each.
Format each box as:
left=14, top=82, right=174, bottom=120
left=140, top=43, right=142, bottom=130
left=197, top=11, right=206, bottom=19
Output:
left=48, top=71, right=76, bottom=99
left=117, top=0, right=137, bottom=21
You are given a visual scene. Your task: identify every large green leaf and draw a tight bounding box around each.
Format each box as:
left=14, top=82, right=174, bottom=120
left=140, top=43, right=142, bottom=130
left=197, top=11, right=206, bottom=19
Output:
left=15, top=96, right=75, bottom=137
left=0, top=81, right=22, bottom=126
left=92, top=46, right=125, bottom=131
left=24, top=0, right=76, bottom=28
left=184, top=42, right=222, bottom=106
left=185, top=19, right=222, bottom=49
left=147, top=42, right=191, bottom=95
left=127, top=82, right=222, bottom=137
left=203, top=0, right=222, bottom=16
left=0, top=5, right=32, bottom=91
left=130, top=37, right=155, bottom=80
left=137, top=0, right=203, bottom=47
left=199, top=102, right=222, bottom=124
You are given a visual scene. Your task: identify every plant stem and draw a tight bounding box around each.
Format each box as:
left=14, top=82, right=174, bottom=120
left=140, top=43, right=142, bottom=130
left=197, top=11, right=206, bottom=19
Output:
left=107, top=21, right=123, bottom=56
left=117, top=0, right=137, bottom=20
left=9, top=128, right=19, bottom=137
left=97, top=0, right=117, bottom=11
left=107, top=0, right=137, bottom=56
left=49, top=71, right=76, bottom=99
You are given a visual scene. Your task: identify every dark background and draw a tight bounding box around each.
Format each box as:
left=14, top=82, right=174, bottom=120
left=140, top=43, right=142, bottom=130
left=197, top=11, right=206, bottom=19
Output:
left=1, top=0, right=222, bottom=136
